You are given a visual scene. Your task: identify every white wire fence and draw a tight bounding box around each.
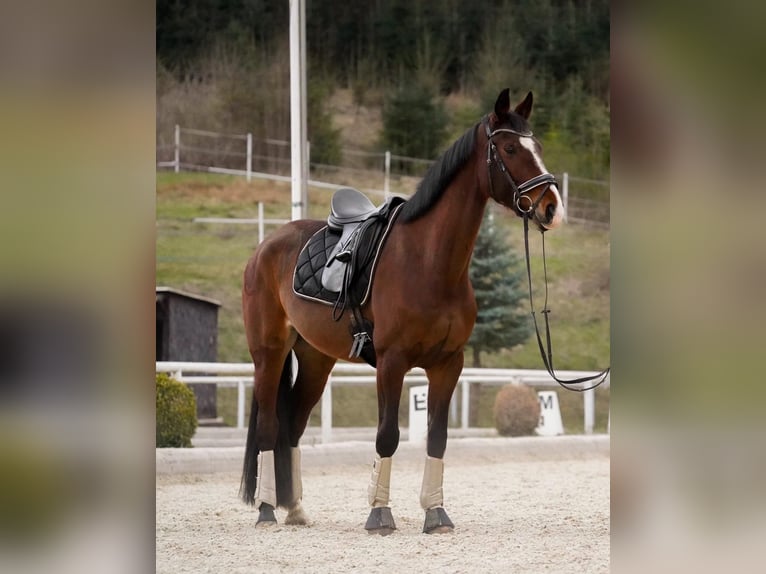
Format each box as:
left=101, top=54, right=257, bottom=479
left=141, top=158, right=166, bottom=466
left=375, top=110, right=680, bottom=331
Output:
left=157, top=125, right=609, bottom=227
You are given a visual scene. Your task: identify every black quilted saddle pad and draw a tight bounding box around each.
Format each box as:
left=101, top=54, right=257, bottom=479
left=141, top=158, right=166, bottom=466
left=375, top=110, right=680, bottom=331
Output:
left=292, top=226, right=370, bottom=306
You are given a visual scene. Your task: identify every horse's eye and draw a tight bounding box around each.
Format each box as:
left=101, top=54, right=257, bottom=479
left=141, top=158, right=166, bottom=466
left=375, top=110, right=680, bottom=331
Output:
left=504, top=145, right=515, bottom=154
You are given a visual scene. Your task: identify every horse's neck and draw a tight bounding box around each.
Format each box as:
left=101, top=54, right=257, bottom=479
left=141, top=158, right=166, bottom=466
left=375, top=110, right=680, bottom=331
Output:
left=412, top=159, right=488, bottom=286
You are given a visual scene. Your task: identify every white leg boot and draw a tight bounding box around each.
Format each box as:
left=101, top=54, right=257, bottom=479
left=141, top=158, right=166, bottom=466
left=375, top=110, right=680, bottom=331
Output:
left=364, top=454, right=396, bottom=533
left=285, top=447, right=309, bottom=525
left=420, top=456, right=444, bottom=510
left=254, top=450, right=277, bottom=525
left=367, top=454, right=393, bottom=508
left=420, top=456, right=453, bottom=533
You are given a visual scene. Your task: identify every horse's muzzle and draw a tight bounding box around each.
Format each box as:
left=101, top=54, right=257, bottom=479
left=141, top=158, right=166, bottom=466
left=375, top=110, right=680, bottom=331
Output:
left=534, top=186, right=564, bottom=230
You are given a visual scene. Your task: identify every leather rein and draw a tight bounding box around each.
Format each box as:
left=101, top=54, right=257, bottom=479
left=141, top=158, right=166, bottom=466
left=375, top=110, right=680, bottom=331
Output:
left=484, top=118, right=610, bottom=392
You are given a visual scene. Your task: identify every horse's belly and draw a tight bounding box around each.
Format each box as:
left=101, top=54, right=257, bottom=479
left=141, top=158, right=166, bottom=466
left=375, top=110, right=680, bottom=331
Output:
left=282, top=295, right=366, bottom=361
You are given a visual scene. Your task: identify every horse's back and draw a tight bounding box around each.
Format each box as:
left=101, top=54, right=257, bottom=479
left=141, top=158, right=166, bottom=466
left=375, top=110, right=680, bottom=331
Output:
left=243, top=219, right=325, bottom=296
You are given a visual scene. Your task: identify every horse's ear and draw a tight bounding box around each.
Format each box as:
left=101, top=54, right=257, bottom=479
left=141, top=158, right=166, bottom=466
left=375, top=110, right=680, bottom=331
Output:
left=494, top=88, right=511, bottom=120
left=514, top=91, right=534, bottom=120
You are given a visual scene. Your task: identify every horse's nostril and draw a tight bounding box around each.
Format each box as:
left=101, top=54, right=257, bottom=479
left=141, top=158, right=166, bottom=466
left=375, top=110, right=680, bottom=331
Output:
left=545, top=203, right=556, bottom=222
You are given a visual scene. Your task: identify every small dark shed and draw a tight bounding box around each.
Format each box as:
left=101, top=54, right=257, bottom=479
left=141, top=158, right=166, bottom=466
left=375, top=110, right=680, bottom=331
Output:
left=156, top=287, right=221, bottom=421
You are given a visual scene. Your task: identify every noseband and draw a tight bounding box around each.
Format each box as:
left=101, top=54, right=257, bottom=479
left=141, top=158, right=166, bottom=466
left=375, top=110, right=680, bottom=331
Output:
left=484, top=118, right=558, bottom=216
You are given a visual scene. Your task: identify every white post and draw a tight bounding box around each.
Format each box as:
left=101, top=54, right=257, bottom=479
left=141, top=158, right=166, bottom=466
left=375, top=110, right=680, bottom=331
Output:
left=258, top=202, right=265, bottom=244
left=304, top=140, right=310, bottom=217
left=321, top=376, right=333, bottom=444
left=461, top=379, right=470, bottom=430
left=583, top=387, right=595, bottom=434
left=237, top=380, right=246, bottom=429
left=562, top=171, right=569, bottom=218
left=384, top=151, right=391, bottom=199
left=174, top=124, right=180, bottom=173
left=246, top=133, right=252, bottom=182
left=289, top=0, right=308, bottom=221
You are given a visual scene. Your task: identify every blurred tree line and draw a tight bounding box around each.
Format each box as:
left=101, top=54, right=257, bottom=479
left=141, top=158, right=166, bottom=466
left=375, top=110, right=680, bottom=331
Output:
left=157, top=0, right=609, bottom=180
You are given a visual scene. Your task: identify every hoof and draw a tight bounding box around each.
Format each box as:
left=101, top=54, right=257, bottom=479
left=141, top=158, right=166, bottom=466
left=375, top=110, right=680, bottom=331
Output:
left=423, top=507, right=454, bottom=534
left=256, top=503, right=277, bottom=527
left=364, top=506, right=396, bottom=535
left=284, top=503, right=309, bottom=526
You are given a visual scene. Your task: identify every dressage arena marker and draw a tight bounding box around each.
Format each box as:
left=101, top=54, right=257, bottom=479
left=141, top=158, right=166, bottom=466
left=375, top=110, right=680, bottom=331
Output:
left=535, top=390, right=564, bottom=436
left=408, top=385, right=429, bottom=443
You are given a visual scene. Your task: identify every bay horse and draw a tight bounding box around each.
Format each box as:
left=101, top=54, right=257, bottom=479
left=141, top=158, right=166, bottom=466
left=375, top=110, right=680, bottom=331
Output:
left=240, top=88, right=565, bottom=534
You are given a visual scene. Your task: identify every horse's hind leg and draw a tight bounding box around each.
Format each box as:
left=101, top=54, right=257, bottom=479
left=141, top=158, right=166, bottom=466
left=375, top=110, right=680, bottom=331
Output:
left=241, top=265, right=295, bottom=527
left=246, top=344, right=292, bottom=526
left=421, top=352, right=463, bottom=534
left=282, top=338, right=336, bottom=525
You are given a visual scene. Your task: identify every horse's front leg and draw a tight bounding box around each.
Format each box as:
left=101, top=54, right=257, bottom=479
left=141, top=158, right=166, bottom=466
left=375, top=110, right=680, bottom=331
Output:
left=364, top=353, right=407, bottom=535
left=421, top=352, right=463, bottom=534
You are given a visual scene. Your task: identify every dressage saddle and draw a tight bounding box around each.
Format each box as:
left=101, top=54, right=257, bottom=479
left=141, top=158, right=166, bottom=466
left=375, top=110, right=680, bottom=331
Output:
left=323, top=188, right=392, bottom=292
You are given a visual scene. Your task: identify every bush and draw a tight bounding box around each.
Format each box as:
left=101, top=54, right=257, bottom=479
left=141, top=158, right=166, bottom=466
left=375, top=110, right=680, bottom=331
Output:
left=493, top=385, right=541, bottom=437
left=156, top=373, right=197, bottom=448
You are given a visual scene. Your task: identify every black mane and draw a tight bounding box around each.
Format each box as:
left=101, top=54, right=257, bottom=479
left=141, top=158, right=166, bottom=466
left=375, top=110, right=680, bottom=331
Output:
left=399, top=122, right=480, bottom=223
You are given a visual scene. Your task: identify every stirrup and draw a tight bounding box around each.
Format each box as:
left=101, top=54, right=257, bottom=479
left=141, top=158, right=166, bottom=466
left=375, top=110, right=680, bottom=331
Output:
left=349, top=331, right=371, bottom=358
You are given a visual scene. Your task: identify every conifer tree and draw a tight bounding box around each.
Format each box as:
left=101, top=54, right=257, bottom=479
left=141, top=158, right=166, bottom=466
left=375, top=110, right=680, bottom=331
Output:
left=381, top=83, right=449, bottom=164
left=469, top=208, right=532, bottom=368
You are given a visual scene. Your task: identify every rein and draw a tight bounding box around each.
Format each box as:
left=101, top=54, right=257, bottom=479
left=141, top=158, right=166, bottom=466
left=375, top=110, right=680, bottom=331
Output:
left=484, top=117, right=610, bottom=392
left=521, top=214, right=610, bottom=392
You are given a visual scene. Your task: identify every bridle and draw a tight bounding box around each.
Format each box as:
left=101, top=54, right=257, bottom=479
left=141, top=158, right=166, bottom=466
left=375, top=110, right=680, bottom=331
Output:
left=484, top=118, right=557, bottom=216
left=484, top=117, right=610, bottom=392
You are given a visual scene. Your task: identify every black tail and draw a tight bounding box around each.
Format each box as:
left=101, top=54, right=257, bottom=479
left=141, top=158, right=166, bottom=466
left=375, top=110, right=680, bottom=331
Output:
left=240, top=353, right=295, bottom=507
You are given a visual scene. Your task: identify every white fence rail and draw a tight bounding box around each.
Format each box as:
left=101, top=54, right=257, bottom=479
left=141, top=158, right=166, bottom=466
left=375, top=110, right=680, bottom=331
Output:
left=156, top=361, right=609, bottom=442
left=192, top=201, right=289, bottom=244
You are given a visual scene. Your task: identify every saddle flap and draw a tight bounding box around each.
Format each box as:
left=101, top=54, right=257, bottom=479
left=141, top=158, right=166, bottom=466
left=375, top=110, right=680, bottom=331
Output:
left=322, top=225, right=358, bottom=292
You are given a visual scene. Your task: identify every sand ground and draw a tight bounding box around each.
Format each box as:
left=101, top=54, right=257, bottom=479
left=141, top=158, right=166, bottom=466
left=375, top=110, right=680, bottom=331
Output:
left=157, top=442, right=609, bottom=573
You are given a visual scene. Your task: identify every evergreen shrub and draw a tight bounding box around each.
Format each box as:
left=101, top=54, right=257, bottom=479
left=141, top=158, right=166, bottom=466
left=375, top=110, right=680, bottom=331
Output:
left=156, top=373, right=197, bottom=448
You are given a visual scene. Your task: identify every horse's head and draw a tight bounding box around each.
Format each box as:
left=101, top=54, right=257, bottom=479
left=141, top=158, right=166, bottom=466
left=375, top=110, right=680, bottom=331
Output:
left=484, top=89, right=564, bottom=231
